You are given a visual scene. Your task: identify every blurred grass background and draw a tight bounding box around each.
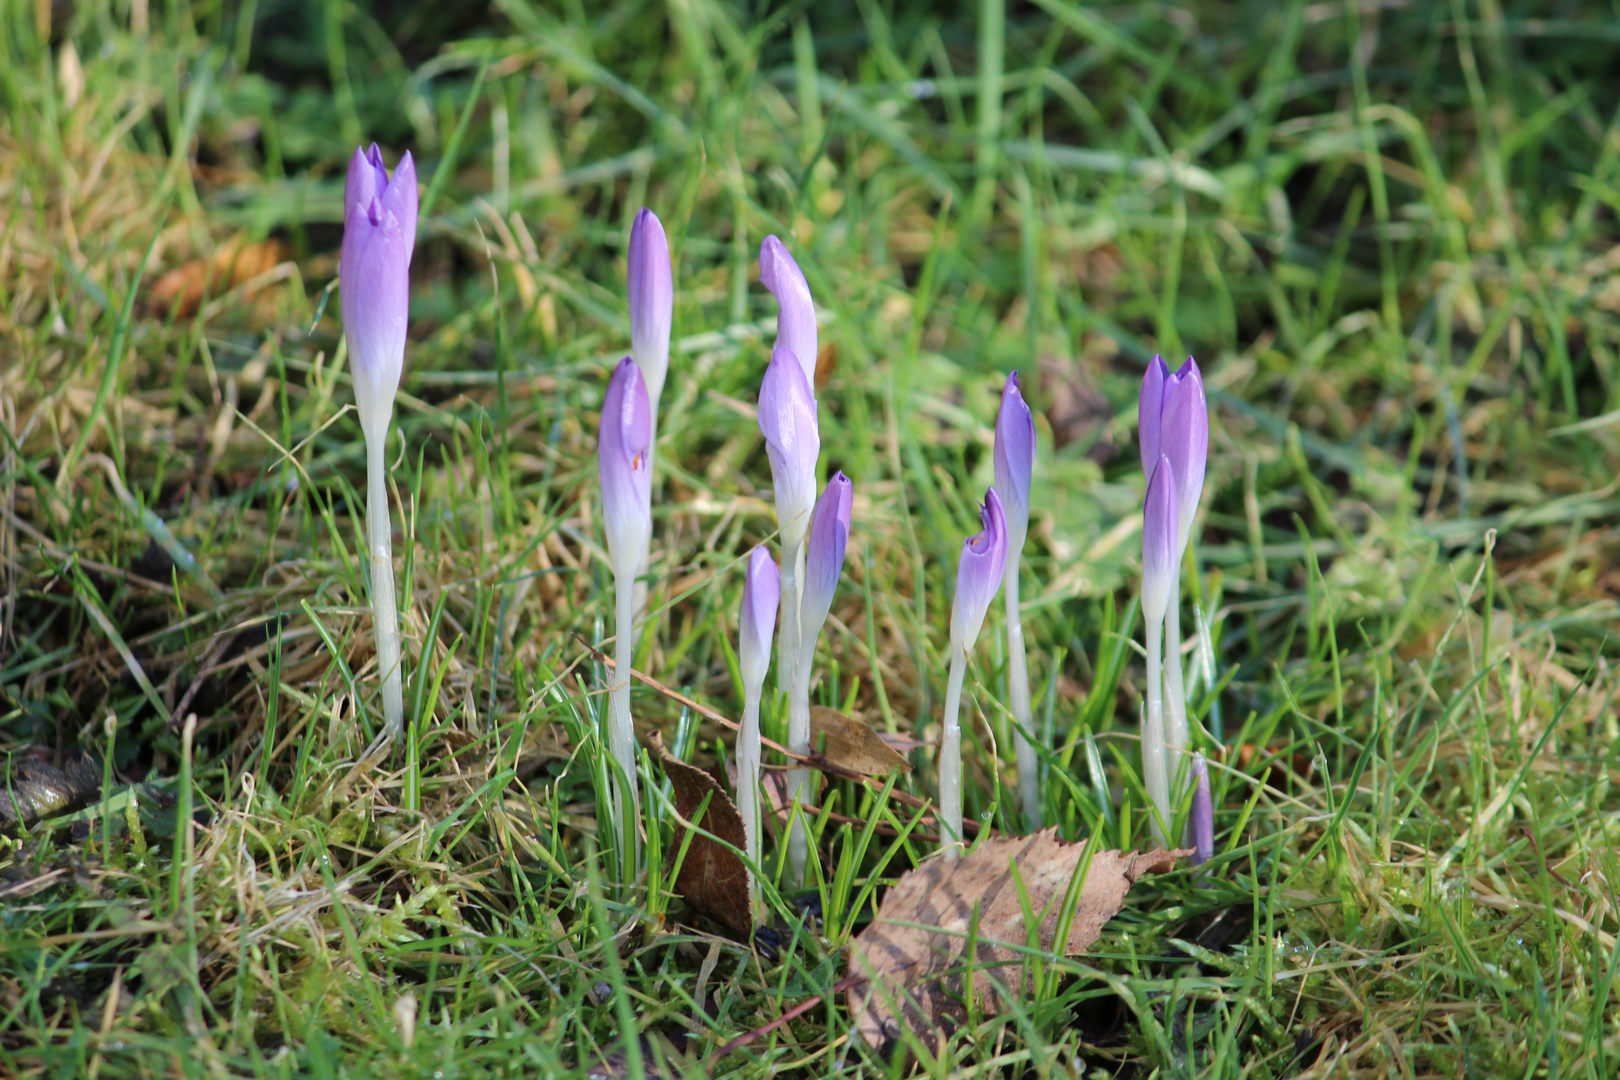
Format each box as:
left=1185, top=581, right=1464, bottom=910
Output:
left=3, top=0, right=1620, bottom=1075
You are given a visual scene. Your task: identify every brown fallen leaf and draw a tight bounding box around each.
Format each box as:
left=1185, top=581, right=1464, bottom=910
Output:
left=847, top=832, right=1190, bottom=1051
left=652, top=732, right=754, bottom=937
left=148, top=235, right=289, bottom=319
left=810, top=706, right=912, bottom=777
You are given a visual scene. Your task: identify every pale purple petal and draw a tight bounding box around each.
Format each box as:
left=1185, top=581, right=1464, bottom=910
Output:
left=758, top=345, right=820, bottom=548
left=599, top=357, right=653, bottom=571
left=1141, top=455, right=1179, bottom=624
left=800, top=472, right=853, bottom=648
left=1161, top=357, right=1208, bottom=552
left=951, top=488, right=1009, bottom=649
left=759, top=236, right=817, bottom=393
left=1138, top=354, right=1169, bottom=476
left=993, top=371, right=1035, bottom=553
left=1189, top=752, right=1214, bottom=867
left=340, top=146, right=417, bottom=436
left=739, top=546, right=779, bottom=691
left=628, top=208, right=673, bottom=408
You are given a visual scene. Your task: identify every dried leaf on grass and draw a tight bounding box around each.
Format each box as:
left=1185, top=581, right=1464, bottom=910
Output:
left=652, top=732, right=753, bottom=937
left=148, top=236, right=289, bottom=319
left=847, top=831, right=1190, bottom=1050
left=809, top=706, right=912, bottom=776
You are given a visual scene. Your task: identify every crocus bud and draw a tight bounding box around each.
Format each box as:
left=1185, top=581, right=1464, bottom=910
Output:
left=628, top=208, right=673, bottom=410
left=341, top=144, right=418, bottom=439
left=599, top=358, right=653, bottom=573
left=993, top=371, right=1035, bottom=555
left=800, top=472, right=853, bottom=648
left=739, top=546, right=780, bottom=692
left=1137, top=354, right=1170, bottom=476
left=759, top=236, right=817, bottom=392
left=1142, top=456, right=1179, bottom=625
left=758, top=346, right=821, bottom=550
left=950, top=488, right=1009, bottom=649
left=1189, top=752, right=1214, bottom=867
left=1160, top=358, right=1209, bottom=552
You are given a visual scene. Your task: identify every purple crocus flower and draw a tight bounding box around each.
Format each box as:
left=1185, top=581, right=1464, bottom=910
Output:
left=800, top=472, right=853, bottom=646
left=758, top=345, right=821, bottom=549
left=951, top=488, right=1009, bottom=649
left=341, top=144, right=417, bottom=437
left=1137, top=354, right=1170, bottom=477
left=739, top=546, right=780, bottom=691
left=1141, top=455, right=1179, bottom=624
left=1160, top=358, right=1209, bottom=550
left=1189, top=752, right=1214, bottom=867
left=599, top=358, right=653, bottom=572
left=993, top=371, right=1035, bottom=554
left=628, top=208, right=673, bottom=410
left=759, top=236, right=817, bottom=393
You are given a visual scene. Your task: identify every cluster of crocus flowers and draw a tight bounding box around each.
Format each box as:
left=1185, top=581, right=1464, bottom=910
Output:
left=938, top=489, right=1009, bottom=854
left=1138, top=355, right=1209, bottom=843
left=339, top=144, right=417, bottom=747
left=993, top=373, right=1038, bottom=827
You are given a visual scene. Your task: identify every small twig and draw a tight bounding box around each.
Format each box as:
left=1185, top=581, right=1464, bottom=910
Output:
left=170, top=631, right=239, bottom=728
left=1520, top=827, right=1574, bottom=888
left=709, top=973, right=864, bottom=1066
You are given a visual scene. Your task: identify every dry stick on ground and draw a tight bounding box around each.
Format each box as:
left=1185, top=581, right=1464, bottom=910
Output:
left=577, top=636, right=982, bottom=837
left=709, top=973, right=865, bottom=1066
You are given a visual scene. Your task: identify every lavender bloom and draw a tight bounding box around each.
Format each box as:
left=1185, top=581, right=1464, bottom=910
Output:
left=1189, top=752, right=1214, bottom=867
left=1141, top=456, right=1179, bottom=626
left=628, top=208, right=674, bottom=411
left=599, top=358, right=654, bottom=573
left=951, top=488, right=1009, bottom=650
left=740, top=546, right=780, bottom=692
left=799, top=472, right=853, bottom=652
left=759, top=236, right=817, bottom=392
left=1160, top=358, right=1209, bottom=551
left=758, top=346, right=821, bottom=550
left=1137, top=354, right=1170, bottom=477
left=993, top=372, right=1035, bottom=553
left=341, top=144, right=417, bottom=438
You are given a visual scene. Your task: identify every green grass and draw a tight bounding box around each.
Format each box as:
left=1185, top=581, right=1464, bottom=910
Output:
left=3, top=0, right=1620, bottom=1075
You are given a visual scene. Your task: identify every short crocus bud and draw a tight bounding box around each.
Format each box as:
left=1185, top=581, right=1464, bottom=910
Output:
left=628, top=208, right=673, bottom=410
left=1189, top=752, right=1214, bottom=867
left=1137, top=354, right=1170, bottom=477
left=758, top=345, right=821, bottom=550
left=599, top=358, right=653, bottom=573
left=1141, top=456, right=1179, bottom=625
left=759, top=235, right=817, bottom=392
left=341, top=144, right=417, bottom=439
left=739, top=546, right=780, bottom=692
left=993, top=372, right=1035, bottom=554
left=1160, top=358, right=1209, bottom=552
left=951, top=488, right=1009, bottom=650
left=800, top=472, right=853, bottom=649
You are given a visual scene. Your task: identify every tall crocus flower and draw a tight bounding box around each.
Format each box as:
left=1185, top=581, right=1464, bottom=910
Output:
left=781, top=472, right=853, bottom=880
left=600, top=357, right=654, bottom=871
left=1141, top=456, right=1179, bottom=845
left=939, top=488, right=1009, bottom=855
left=340, top=143, right=417, bottom=746
left=736, top=546, right=779, bottom=903
left=993, top=372, right=1039, bottom=828
left=1188, top=752, right=1214, bottom=868
left=759, top=236, right=817, bottom=393
left=1158, top=359, right=1209, bottom=788
left=627, top=208, right=674, bottom=621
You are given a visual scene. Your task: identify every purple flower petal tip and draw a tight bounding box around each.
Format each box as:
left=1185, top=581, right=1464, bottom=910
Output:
left=599, top=357, right=654, bottom=569
left=1190, top=752, right=1214, bottom=867
left=341, top=144, right=418, bottom=433
left=952, top=487, right=1009, bottom=648
left=758, top=345, right=821, bottom=545
left=739, top=546, right=780, bottom=689
left=628, top=208, right=674, bottom=405
left=759, top=235, right=817, bottom=392
left=994, top=371, right=1035, bottom=546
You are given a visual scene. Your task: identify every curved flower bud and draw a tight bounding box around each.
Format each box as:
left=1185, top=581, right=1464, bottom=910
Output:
left=739, top=546, right=780, bottom=693
left=628, top=208, right=673, bottom=410
left=758, top=346, right=821, bottom=550
left=1160, top=357, right=1209, bottom=553
left=950, top=488, right=1009, bottom=650
left=599, top=358, right=653, bottom=573
left=759, top=235, right=817, bottom=392
left=1137, top=354, right=1170, bottom=477
left=800, top=472, right=853, bottom=651
left=340, top=144, right=418, bottom=439
left=1189, top=752, right=1214, bottom=867
left=1142, top=455, right=1179, bottom=625
left=993, top=371, right=1035, bottom=555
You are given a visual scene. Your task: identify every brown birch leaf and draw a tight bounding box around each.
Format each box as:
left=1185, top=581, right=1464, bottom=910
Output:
left=847, top=831, right=1190, bottom=1051
left=809, top=706, right=912, bottom=776
left=652, top=732, right=754, bottom=937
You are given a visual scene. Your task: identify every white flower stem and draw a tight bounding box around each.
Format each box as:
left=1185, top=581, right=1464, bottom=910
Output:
left=739, top=679, right=764, bottom=906
left=365, top=429, right=404, bottom=744
left=1143, top=615, right=1170, bottom=847
left=1164, top=558, right=1190, bottom=827
left=938, top=640, right=967, bottom=858
left=1004, top=565, right=1038, bottom=829
left=610, top=570, right=642, bottom=872
left=780, top=536, right=811, bottom=885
